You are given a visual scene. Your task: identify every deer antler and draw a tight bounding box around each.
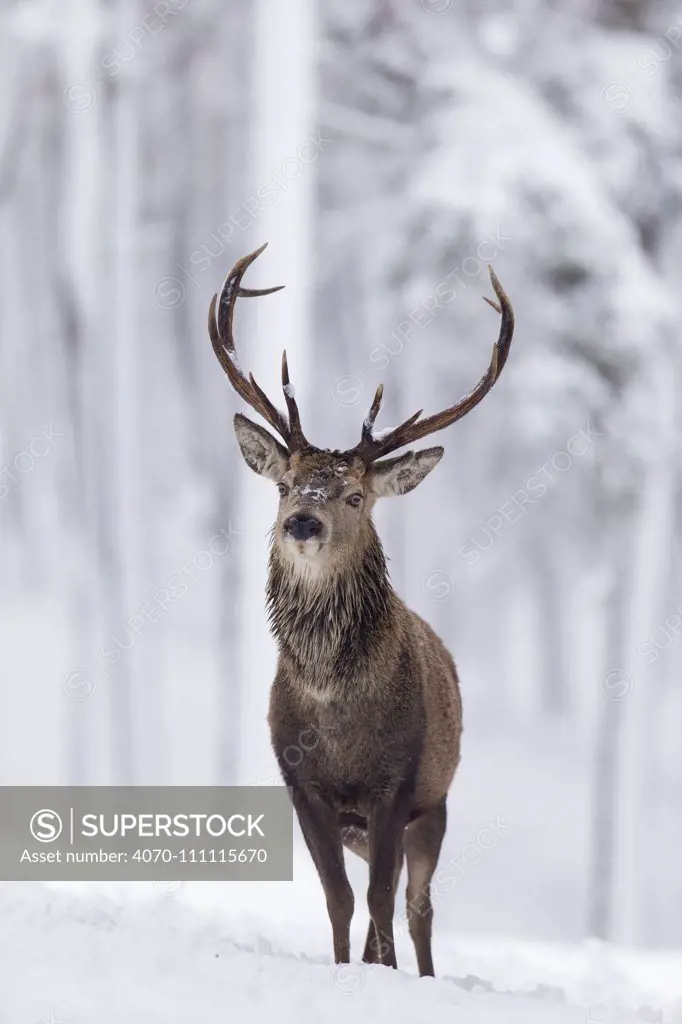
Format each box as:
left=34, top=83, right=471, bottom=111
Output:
left=354, top=266, right=514, bottom=462
left=208, top=243, right=310, bottom=451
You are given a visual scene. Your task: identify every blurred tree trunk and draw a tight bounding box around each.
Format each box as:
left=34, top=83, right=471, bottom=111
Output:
left=587, top=509, right=633, bottom=939
left=56, top=0, right=108, bottom=784
left=588, top=346, right=677, bottom=941
left=104, top=0, right=143, bottom=784
left=527, top=531, right=569, bottom=715
left=236, top=0, right=318, bottom=784
left=615, top=350, right=678, bottom=943
left=214, top=0, right=254, bottom=785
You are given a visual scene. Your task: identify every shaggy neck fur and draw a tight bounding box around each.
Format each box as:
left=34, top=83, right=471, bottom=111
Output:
left=266, top=522, right=395, bottom=695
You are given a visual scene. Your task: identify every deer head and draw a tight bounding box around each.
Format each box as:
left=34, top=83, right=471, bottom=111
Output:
left=208, top=243, right=514, bottom=577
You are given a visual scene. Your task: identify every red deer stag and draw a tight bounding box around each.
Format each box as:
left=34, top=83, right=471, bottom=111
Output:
left=207, top=243, right=514, bottom=977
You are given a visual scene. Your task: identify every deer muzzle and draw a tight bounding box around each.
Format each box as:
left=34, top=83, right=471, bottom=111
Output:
left=283, top=515, right=324, bottom=542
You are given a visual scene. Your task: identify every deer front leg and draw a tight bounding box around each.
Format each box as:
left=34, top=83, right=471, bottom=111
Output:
left=292, top=786, right=354, bottom=963
left=363, top=844, right=404, bottom=965
left=365, top=794, right=411, bottom=970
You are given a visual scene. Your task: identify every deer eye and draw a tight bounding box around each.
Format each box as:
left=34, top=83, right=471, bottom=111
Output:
left=347, top=493, right=363, bottom=507
left=277, top=483, right=289, bottom=497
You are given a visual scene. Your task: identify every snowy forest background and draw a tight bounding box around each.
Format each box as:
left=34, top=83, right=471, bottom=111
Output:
left=0, top=0, right=681, bottom=955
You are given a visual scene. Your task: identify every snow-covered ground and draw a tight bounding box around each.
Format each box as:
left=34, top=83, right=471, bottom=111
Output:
left=2, top=870, right=681, bottom=1023
left=2, top=596, right=682, bottom=1022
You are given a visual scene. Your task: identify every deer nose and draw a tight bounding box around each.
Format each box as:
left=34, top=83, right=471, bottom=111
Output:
left=283, top=515, right=323, bottom=541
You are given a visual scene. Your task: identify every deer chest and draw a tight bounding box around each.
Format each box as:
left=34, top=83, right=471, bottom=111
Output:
left=268, top=680, right=423, bottom=808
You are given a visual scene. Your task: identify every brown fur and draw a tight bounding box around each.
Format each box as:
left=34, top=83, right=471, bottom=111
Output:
left=250, top=444, right=463, bottom=976
left=267, top=520, right=462, bottom=812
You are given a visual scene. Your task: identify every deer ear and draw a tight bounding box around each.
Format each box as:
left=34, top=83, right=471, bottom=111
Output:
left=234, top=413, right=289, bottom=481
left=371, top=447, right=444, bottom=498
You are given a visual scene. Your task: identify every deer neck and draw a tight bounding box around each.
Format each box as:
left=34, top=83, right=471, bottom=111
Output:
left=266, top=525, right=396, bottom=693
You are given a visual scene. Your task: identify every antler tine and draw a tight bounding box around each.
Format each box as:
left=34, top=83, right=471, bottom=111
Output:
left=361, top=384, right=384, bottom=444
left=238, top=286, right=285, bottom=298
left=355, top=266, right=514, bottom=462
left=208, top=244, right=293, bottom=446
left=281, top=350, right=309, bottom=449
